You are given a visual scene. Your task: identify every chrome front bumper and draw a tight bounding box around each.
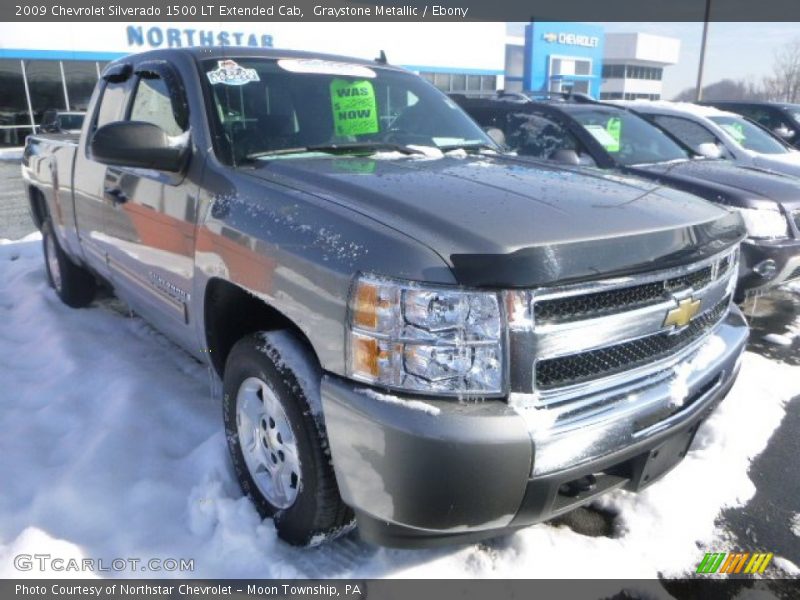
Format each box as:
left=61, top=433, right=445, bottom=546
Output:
left=321, top=307, right=748, bottom=547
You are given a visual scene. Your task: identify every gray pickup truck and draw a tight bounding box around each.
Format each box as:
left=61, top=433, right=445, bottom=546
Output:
left=22, top=47, right=749, bottom=548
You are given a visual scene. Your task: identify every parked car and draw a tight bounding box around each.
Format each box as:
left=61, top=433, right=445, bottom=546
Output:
left=616, top=100, right=800, bottom=178
left=703, top=101, right=800, bottom=149
left=454, top=92, right=800, bottom=297
left=39, top=110, right=85, bottom=134
left=22, top=48, right=749, bottom=548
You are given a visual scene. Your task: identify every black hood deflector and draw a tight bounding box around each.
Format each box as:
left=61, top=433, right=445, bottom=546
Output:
left=451, top=211, right=745, bottom=288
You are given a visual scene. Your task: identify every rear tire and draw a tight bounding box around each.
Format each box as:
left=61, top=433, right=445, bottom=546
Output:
left=42, top=218, right=96, bottom=308
left=222, top=331, right=353, bottom=545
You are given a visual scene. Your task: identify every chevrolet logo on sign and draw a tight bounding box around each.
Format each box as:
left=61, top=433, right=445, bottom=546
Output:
left=663, top=297, right=701, bottom=329
left=542, top=32, right=558, bottom=43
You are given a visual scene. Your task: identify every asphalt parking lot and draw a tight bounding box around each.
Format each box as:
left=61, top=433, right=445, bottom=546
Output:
left=1, top=156, right=798, bottom=588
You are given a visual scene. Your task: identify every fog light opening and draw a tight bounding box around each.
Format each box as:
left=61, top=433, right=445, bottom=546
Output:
left=559, top=474, right=597, bottom=498
left=753, top=259, right=777, bottom=279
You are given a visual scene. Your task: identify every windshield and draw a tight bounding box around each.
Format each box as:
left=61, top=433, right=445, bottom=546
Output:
left=202, top=58, right=493, bottom=164
left=709, top=116, right=788, bottom=154
left=570, top=108, right=689, bottom=166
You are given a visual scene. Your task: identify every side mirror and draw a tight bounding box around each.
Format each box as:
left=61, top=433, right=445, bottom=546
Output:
left=773, top=126, right=795, bottom=140
left=552, top=148, right=581, bottom=165
left=483, top=126, right=506, bottom=147
left=694, top=142, right=723, bottom=159
left=90, top=121, right=188, bottom=172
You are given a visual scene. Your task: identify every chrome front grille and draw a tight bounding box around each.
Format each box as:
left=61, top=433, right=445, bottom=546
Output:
left=535, top=297, right=729, bottom=390
left=535, top=265, right=714, bottom=325
left=530, top=247, right=739, bottom=398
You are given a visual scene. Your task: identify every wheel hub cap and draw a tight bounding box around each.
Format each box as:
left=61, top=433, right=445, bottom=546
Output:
left=235, top=377, right=301, bottom=509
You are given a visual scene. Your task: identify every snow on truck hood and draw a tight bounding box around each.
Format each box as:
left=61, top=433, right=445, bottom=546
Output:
left=248, top=154, right=743, bottom=286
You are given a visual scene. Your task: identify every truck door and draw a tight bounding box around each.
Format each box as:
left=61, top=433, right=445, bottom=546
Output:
left=102, top=60, right=200, bottom=349
left=72, top=63, right=133, bottom=280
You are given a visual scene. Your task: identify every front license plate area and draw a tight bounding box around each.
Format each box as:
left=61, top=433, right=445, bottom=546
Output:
left=628, top=426, right=697, bottom=491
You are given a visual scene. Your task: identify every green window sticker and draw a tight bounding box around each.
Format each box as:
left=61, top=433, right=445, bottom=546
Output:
left=585, top=124, right=619, bottom=152
left=605, top=117, right=621, bottom=153
left=330, top=79, right=379, bottom=137
left=721, top=122, right=746, bottom=143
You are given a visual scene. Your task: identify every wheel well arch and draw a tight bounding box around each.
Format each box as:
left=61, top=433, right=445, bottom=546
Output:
left=27, top=185, right=47, bottom=230
left=203, top=278, right=321, bottom=377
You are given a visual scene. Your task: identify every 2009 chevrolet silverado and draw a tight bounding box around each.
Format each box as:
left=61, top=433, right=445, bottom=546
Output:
left=23, top=48, right=749, bottom=548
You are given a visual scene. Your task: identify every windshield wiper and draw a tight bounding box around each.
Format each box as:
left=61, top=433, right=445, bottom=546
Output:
left=438, top=142, right=499, bottom=154
left=246, top=142, right=426, bottom=160
left=308, top=142, right=426, bottom=155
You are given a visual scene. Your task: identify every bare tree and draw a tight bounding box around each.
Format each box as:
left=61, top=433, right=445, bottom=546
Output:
left=673, top=78, right=767, bottom=102
left=763, top=38, right=800, bottom=102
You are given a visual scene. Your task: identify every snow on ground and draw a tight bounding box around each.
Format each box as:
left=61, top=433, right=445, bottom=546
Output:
left=0, top=238, right=798, bottom=580
left=0, top=148, right=22, bottom=162
left=763, top=311, right=800, bottom=348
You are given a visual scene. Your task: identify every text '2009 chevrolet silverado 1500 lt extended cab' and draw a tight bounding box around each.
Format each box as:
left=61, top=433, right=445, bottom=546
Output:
left=23, top=48, right=749, bottom=548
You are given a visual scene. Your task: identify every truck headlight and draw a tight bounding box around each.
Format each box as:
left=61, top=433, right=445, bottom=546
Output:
left=347, top=275, right=505, bottom=396
left=735, top=207, right=788, bottom=239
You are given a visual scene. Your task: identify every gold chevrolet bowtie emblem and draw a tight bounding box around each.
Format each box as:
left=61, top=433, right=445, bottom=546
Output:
left=663, top=297, right=701, bottom=329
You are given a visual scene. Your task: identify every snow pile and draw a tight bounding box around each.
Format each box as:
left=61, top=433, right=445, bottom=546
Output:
left=1, top=231, right=41, bottom=245
left=763, top=311, right=800, bottom=347
left=0, top=238, right=797, bottom=579
left=792, top=513, right=800, bottom=538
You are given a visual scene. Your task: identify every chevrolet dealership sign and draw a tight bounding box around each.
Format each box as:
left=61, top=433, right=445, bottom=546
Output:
left=542, top=31, right=600, bottom=48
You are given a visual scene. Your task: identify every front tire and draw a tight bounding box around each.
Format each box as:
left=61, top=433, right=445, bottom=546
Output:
left=222, top=331, right=353, bottom=545
left=42, top=218, right=96, bottom=308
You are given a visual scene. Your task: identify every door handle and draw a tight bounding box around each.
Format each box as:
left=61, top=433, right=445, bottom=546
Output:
left=104, top=187, right=128, bottom=204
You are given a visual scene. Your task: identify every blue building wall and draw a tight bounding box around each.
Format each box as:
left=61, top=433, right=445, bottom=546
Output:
left=523, top=22, right=605, bottom=97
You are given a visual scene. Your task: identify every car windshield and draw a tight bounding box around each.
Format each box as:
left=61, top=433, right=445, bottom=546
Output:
left=570, top=108, right=689, bottom=166
left=709, top=115, right=788, bottom=154
left=202, top=57, right=494, bottom=164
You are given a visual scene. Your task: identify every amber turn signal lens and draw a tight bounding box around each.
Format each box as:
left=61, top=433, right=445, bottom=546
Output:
left=352, top=282, right=378, bottom=330
left=351, top=335, right=379, bottom=377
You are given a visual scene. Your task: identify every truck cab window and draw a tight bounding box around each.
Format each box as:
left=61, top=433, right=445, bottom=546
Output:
left=129, top=75, right=184, bottom=136
left=651, top=115, right=719, bottom=151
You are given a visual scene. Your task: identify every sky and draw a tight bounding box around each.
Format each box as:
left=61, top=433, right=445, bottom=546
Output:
left=597, top=22, right=800, bottom=98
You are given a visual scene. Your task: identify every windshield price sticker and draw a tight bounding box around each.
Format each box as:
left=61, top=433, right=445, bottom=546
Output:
left=207, top=60, right=259, bottom=86
left=585, top=124, right=619, bottom=152
left=330, top=79, right=379, bottom=136
left=279, top=59, right=376, bottom=79
left=721, top=122, right=747, bottom=143
left=605, top=117, right=622, bottom=152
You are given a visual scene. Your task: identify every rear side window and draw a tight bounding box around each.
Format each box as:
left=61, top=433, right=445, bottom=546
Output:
left=130, top=75, right=184, bottom=136
left=651, top=115, right=718, bottom=149
left=94, top=81, right=127, bottom=129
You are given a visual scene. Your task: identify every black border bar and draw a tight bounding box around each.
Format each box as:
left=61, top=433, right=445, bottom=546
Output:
left=5, top=0, right=800, bottom=22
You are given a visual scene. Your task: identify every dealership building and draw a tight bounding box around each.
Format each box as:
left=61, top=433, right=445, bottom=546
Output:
left=0, top=21, right=680, bottom=147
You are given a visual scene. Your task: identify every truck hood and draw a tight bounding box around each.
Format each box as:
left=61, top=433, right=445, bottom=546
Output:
left=248, top=154, right=744, bottom=286
left=631, top=159, right=800, bottom=212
